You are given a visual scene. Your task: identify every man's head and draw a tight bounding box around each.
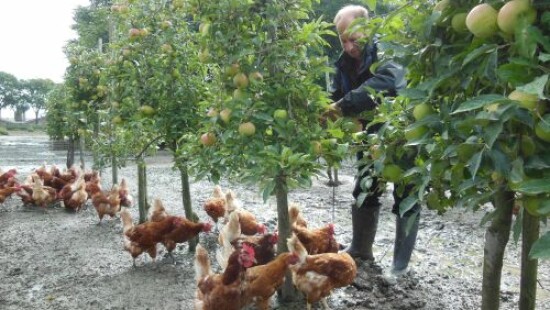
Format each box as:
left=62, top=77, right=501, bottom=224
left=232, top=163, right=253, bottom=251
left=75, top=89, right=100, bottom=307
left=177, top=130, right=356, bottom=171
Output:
left=334, top=5, right=369, bottom=60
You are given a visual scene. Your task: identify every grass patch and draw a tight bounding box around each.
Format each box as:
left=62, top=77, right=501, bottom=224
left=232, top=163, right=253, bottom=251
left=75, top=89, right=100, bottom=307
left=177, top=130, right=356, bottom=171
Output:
left=0, top=126, right=8, bottom=135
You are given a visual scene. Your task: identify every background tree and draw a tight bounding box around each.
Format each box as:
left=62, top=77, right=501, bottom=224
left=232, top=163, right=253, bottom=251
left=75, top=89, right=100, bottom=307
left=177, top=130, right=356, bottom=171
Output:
left=23, top=78, right=55, bottom=123
left=0, top=71, right=20, bottom=120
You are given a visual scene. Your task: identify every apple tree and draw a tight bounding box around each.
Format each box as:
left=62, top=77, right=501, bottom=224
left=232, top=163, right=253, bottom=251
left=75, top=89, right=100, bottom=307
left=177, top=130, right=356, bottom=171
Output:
left=349, top=1, right=549, bottom=309
left=102, top=0, right=207, bottom=230
left=188, top=0, right=359, bottom=300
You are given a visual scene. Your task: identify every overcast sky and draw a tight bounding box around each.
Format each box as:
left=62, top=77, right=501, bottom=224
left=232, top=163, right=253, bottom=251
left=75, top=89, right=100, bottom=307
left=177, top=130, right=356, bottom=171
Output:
left=0, top=0, right=90, bottom=84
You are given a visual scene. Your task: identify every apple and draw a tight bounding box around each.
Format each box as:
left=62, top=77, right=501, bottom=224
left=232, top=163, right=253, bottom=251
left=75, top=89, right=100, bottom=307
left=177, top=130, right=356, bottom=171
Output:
left=522, top=196, right=545, bottom=217
left=497, top=0, right=536, bottom=35
left=520, top=135, right=536, bottom=156
left=198, top=49, right=209, bottom=63
left=140, top=28, right=150, bottom=37
left=433, top=0, right=450, bottom=25
left=122, top=49, right=131, bottom=57
left=466, top=4, right=498, bottom=38
left=233, top=88, right=248, bottom=100
left=249, top=71, right=264, bottom=83
left=199, top=22, right=210, bottom=36
left=200, top=132, right=217, bottom=146
left=369, top=144, right=383, bottom=160
left=129, top=28, right=141, bottom=39
left=111, top=101, right=120, bottom=109
left=160, top=20, right=172, bottom=29
left=508, top=89, right=538, bottom=110
left=238, top=122, right=256, bottom=136
left=535, top=119, right=550, bottom=142
left=226, top=63, right=240, bottom=77
left=382, top=164, right=403, bottom=183
left=161, top=44, right=173, bottom=54
left=412, top=103, right=434, bottom=120
left=219, top=108, right=232, bottom=123
left=139, top=105, right=156, bottom=116
left=112, top=116, right=123, bottom=125
left=207, top=108, right=219, bottom=117
left=172, top=0, right=184, bottom=9
left=404, top=126, right=428, bottom=141
left=451, top=13, right=468, bottom=33
left=433, top=0, right=450, bottom=12
left=233, top=73, right=249, bottom=89
left=273, top=109, right=288, bottom=120
left=311, top=141, right=322, bottom=155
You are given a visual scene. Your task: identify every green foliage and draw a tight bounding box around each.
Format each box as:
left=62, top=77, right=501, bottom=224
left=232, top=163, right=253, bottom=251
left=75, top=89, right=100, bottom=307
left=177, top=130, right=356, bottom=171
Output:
left=188, top=0, right=352, bottom=196
left=0, top=126, right=7, bottom=135
left=100, top=0, right=207, bottom=167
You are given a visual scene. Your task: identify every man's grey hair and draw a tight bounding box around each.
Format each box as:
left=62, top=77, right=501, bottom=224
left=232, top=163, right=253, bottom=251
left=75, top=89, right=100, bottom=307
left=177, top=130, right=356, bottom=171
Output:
left=333, top=5, right=369, bottom=27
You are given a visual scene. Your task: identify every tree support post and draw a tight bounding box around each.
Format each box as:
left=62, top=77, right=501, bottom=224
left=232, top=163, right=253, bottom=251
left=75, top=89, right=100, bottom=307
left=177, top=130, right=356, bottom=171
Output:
left=519, top=211, right=539, bottom=310
left=179, top=163, right=198, bottom=252
left=275, top=173, right=300, bottom=302
left=481, top=189, right=514, bottom=310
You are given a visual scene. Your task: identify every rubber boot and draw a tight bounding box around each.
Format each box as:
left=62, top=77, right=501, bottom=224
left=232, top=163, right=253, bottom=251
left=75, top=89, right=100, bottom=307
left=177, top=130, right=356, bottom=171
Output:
left=345, top=204, right=380, bottom=261
left=384, top=211, right=420, bottom=285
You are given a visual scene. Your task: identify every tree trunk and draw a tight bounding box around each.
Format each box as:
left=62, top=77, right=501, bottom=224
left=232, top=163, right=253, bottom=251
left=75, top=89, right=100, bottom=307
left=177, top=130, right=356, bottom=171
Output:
left=481, top=189, right=514, bottom=310
left=111, top=155, right=118, bottom=186
left=179, top=164, right=198, bottom=252
left=92, top=120, right=99, bottom=170
left=34, top=110, right=39, bottom=124
left=519, top=211, right=539, bottom=310
left=137, top=157, right=148, bottom=223
left=275, top=173, right=300, bottom=302
left=66, top=136, right=76, bottom=169
left=79, top=135, right=86, bottom=170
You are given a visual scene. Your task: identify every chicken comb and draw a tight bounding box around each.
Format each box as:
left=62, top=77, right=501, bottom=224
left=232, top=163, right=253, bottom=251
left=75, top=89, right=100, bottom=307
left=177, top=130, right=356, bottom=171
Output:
left=242, top=243, right=255, bottom=256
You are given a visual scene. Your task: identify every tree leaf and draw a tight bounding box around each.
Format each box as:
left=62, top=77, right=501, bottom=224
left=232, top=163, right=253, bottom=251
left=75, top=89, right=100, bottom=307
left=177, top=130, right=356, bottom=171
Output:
left=399, top=196, right=418, bottom=217
left=514, top=178, right=550, bottom=195
left=540, top=53, right=550, bottom=62
left=512, top=209, right=523, bottom=244
left=451, top=94, right=507, bottom=114
left=530, top=231, right=550, bottom=260
left=467, top=150, right=483, bottom=179
left=517, top=75, right=549, bottom=99
left=365, top=0, right=377, bottom=11
left=483, top=122, right=503, bottom=148
left=462, top=44, right=497, bottom=67
left=356, top=192, right=368, bottom=208
left=398, top=88, right=428, bottom=100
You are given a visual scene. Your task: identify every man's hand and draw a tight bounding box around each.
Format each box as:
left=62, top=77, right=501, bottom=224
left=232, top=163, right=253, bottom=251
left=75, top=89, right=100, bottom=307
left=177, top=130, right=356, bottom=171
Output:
left=320, top=102, right=342, bottom=126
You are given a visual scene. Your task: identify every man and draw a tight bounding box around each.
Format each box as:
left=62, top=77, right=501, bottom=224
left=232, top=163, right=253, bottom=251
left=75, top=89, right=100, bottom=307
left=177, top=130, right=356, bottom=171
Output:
left=328, top=5, right=420, bottom=283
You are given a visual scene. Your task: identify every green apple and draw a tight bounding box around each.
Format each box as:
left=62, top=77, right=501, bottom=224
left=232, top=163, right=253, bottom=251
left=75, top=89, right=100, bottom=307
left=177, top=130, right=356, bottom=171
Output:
left=382, top=164, right=403, bottom=183
left=497, top=0, right=536, bottom=35
left=413, top=103, right=434, bottom=120
left=466, top=4, right=498, bottom=38
left=238, top=122, right=256, bottom=136
left=451, top=13, right=468, bottom=33
left=273, top=109, right=288, bottom=120
left=404, top=126, right=428, bottom=141
left=233, top=73, right=249, bottom=88
left=219, top=108, right=232, bottom=123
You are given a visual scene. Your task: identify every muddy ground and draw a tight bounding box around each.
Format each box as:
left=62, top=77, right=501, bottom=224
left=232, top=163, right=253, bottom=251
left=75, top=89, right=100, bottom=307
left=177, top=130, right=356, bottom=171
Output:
left=0, top=132, right=549, bottom=310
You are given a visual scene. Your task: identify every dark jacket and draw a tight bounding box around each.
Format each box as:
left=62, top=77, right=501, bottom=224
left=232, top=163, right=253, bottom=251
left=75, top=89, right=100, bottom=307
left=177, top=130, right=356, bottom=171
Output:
left=331, top=40, right=406, bottom=118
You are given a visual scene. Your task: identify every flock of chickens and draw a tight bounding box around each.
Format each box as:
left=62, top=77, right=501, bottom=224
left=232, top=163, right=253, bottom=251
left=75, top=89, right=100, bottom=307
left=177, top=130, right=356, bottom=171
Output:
left=0, top=166, right=358, bottom=310
left=0, top=165, right=131, bottom=219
